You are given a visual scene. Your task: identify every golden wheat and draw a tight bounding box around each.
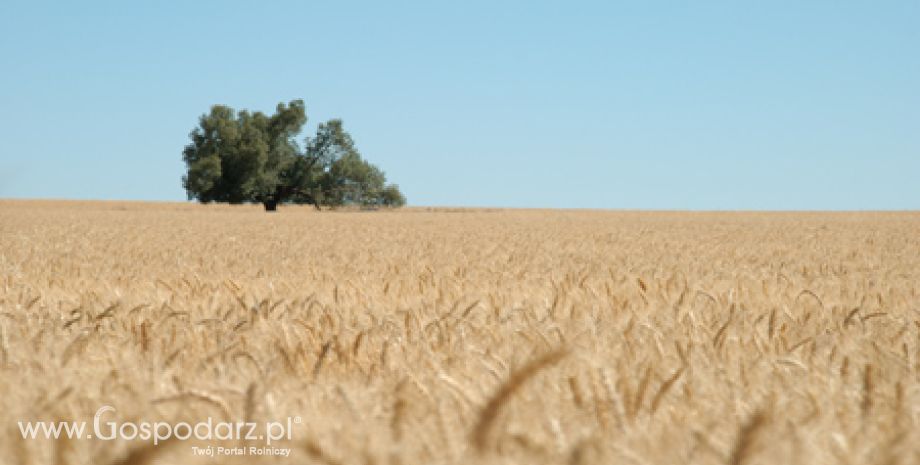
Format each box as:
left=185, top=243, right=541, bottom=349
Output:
left=0, top=200, right=918, bottom=464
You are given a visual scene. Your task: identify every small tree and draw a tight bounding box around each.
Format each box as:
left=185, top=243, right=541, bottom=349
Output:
left=182, top=100, right=404, bottom=211
left=379, top=184, right=406, bottom=207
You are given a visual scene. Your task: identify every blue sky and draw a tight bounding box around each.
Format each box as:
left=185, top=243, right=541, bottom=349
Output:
left=0, top=1, right=917, bottom=209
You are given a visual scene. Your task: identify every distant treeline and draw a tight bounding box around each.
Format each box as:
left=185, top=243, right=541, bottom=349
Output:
left=182, top=99, right=404, bottom=211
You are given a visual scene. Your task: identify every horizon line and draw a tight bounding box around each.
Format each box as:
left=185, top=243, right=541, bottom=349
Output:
left=2, top=197, right=918, bottom=214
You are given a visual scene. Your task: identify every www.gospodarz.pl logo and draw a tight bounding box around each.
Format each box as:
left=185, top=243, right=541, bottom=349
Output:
left=18, top=405, right=301, bottom=448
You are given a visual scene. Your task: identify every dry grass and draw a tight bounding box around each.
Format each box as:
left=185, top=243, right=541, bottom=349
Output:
left=1, top=200, right=919, bottom=464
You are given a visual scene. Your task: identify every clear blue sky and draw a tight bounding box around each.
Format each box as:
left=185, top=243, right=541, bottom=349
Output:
left=1, top=1, right=917, bottom=209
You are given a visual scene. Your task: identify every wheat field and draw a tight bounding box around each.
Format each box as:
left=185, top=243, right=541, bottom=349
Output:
left=1, top=200, right=918, bottom=464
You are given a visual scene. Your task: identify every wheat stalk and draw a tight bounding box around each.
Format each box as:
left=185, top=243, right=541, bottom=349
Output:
left=728, top=409, right=768, bottom=465
left=470, top=349, right=568, bottom=452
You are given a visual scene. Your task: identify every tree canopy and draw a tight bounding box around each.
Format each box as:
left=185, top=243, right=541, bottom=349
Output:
left=182, top=100, right=405, bottom=211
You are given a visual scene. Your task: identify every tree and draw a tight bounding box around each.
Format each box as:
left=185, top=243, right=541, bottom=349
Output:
left=182, top=100, right=404, bottom=211
left=379, top=184, right=407, bottom=207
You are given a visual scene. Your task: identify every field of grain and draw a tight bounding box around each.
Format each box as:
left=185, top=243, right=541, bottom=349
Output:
left=1, top=200, right=918, bottom=464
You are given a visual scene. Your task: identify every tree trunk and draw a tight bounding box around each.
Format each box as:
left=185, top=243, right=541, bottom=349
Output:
left=263, top=200, right=278, bottom=212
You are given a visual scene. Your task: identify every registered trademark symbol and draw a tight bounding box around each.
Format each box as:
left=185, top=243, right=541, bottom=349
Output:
left=294, top=417, right=302, bottom=424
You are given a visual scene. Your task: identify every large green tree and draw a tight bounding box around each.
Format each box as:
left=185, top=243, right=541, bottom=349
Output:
left=182, top=100, right=405, bottom=211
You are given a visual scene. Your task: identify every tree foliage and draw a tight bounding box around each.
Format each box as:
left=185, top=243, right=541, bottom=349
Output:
left=182, top=100, right=405, bottom=211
